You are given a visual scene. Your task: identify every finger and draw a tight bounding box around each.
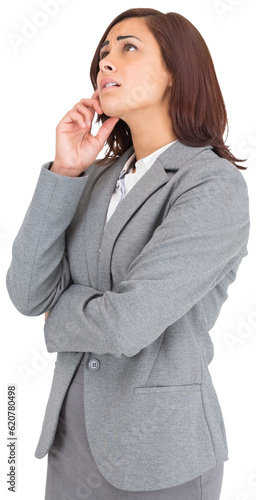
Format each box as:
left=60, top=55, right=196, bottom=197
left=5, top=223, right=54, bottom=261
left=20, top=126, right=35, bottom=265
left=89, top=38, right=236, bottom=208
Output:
left=94, top=117, right=119, bottom=148
left=91, top=88, right=99, bottom=100
left=75, top=103, right=95, bottom=125
left=80, top=93, right=103, bottom=114
left=91, top=88, right=98, bottom=98
left=79, top=98, right=103, bottom=116
left=64, top=109, right=88, bottom=128
left=91, top=89, right=103, bottom=113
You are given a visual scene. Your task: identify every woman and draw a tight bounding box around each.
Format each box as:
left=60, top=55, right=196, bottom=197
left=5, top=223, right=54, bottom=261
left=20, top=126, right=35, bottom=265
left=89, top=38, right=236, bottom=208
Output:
left=6, top=8, right=250, bottom=500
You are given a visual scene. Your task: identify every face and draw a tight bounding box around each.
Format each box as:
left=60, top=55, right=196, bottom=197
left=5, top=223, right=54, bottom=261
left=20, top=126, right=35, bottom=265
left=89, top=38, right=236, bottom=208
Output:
left=96, top=17, right=172, bottom=121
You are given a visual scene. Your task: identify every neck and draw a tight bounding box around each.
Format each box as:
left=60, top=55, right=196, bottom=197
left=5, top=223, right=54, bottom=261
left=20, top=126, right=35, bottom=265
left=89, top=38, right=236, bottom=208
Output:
left=121, top=106, right=177, bottom=161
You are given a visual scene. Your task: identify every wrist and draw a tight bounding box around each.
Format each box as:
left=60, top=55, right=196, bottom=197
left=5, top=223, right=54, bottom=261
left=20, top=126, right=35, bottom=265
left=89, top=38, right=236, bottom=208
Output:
left=50, top=162, right=82, bottom=177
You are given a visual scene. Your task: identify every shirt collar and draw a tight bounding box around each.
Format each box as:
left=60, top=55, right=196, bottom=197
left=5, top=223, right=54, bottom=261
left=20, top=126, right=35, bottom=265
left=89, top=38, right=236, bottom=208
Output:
left=136, top=140, right=177, bottom=170
left=119, top=140, right=177, bottom=177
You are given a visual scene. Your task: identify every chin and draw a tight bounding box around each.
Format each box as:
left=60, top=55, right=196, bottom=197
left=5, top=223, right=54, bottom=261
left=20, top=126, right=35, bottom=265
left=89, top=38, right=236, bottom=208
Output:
left=100, top=96, right=132, bottom=119
left=101, top=103, right=123, bottom=118
left=102, top=109, right=120, bottom=118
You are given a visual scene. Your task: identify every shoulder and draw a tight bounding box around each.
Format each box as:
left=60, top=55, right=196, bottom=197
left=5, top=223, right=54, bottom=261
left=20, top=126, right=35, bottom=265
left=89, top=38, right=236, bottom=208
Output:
left=170, top=146, right=249, bottom=203
left=162, top=147, right=250, bottom=237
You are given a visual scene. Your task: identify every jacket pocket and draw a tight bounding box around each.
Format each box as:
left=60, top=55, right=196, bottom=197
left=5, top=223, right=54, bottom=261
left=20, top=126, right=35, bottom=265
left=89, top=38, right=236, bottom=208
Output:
left=133, top=383, right=201, bottom=395
left=127, top=381, right=216, bottom=481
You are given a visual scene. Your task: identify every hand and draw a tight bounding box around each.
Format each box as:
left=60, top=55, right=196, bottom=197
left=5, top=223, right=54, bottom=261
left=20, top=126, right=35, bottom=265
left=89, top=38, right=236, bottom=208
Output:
left=51, top=89, right=119, bottom=177
left=45, top=311, right=49, bottom=321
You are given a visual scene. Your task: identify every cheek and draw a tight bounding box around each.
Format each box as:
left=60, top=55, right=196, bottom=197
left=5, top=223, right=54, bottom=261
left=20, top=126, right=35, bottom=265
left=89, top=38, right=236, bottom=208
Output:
left=125, top=63, right=169, bottom=103
left=144, top=64, right=170, bottom=93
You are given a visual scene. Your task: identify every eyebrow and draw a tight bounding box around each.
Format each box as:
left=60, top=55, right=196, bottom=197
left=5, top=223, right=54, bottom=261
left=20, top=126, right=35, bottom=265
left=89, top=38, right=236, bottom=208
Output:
left=99, top=35, right=142, bottom=52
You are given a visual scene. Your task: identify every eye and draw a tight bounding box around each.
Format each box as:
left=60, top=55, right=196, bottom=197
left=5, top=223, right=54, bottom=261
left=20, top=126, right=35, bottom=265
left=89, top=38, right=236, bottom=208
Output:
left=99, top=42, right=137, bottom=61
left=123, top=42, right=137, bottom=53
left=99, top=50, right=108, bottom=61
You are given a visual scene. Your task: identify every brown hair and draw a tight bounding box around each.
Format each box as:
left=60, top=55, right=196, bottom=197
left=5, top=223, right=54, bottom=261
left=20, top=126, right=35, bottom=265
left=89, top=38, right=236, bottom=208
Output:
left=90, top=8, right=246, bottom=169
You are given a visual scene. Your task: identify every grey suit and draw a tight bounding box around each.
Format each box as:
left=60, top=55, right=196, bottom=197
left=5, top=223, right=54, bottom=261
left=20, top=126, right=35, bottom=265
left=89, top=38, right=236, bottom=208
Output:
left=6, top=141, right=250, bottom=492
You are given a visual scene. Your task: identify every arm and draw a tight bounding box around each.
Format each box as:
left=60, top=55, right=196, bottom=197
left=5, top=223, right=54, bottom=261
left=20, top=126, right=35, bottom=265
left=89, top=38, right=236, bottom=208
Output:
left=44, top=162, right=250, bottom=358
left=6, top=90, right=119, bottom=315
left=6, top=163, right=89, bottom=315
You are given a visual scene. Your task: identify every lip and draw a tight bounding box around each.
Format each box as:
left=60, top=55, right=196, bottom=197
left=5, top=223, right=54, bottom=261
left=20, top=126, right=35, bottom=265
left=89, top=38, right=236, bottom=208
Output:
left=100, top=78, right=121, bottom=91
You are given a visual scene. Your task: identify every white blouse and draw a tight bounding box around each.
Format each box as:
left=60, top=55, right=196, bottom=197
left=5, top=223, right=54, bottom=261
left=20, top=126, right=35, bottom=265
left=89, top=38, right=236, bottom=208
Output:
left=105, top=140, right=177, bottom=228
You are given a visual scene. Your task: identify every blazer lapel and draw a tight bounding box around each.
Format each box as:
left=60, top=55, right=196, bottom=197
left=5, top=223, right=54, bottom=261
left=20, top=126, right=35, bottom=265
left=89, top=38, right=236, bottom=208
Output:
left=84, top=146, right=134, bottom=290
left=97, top=153, right=170, bottom=291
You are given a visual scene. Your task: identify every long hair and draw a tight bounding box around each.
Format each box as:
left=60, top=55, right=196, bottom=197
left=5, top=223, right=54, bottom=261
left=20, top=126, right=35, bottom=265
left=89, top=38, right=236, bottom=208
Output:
left=90, top=8, right=246, bottom=169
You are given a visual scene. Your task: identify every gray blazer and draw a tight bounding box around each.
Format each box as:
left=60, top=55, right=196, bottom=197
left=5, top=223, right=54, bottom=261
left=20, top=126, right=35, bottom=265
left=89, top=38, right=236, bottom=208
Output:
left=6, top=141, right=250, bottom=491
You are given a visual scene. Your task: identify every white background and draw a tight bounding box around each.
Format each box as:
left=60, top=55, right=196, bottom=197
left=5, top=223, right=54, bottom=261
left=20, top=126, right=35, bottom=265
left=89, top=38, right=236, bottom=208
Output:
left=1, top=0, right=256, bottom=498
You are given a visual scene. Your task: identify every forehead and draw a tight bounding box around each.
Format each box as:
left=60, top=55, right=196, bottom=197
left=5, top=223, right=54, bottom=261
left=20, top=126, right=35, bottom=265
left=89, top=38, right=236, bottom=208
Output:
left=106, top=17, right=150, bottom=40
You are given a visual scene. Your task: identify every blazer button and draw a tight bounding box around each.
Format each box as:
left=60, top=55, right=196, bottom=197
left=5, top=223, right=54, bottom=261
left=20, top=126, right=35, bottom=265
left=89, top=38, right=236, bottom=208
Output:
left=88, top=358, right=100, bottom=371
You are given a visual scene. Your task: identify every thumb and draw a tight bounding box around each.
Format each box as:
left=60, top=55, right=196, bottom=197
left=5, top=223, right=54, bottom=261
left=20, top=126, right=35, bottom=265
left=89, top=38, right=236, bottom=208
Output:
left=95, top=117, right=119, bottom=148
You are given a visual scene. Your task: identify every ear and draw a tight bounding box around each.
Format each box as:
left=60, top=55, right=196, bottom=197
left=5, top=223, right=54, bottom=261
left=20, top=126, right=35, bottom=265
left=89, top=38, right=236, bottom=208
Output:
left=168, top=74, right=173, bottom=87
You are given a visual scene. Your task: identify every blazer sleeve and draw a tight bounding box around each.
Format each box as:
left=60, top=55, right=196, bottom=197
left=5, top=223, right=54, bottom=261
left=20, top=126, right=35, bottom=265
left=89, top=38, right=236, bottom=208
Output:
left=6, top=163, right=89, bottom=314
left=43, top=161, right=250, bottom=358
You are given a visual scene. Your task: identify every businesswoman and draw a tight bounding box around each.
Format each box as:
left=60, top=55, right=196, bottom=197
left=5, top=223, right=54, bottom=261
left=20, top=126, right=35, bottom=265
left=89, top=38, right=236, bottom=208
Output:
left=6, top=8, right=249, bottom=500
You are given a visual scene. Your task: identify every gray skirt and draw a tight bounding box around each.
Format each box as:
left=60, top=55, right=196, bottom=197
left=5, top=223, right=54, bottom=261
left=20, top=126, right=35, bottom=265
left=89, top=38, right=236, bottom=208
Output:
left=44, top=356, right=224, bottom=500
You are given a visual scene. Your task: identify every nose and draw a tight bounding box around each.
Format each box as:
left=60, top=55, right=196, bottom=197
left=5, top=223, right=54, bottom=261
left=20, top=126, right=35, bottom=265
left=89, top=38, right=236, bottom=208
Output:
left=99, top=58, right=117, bottom=73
